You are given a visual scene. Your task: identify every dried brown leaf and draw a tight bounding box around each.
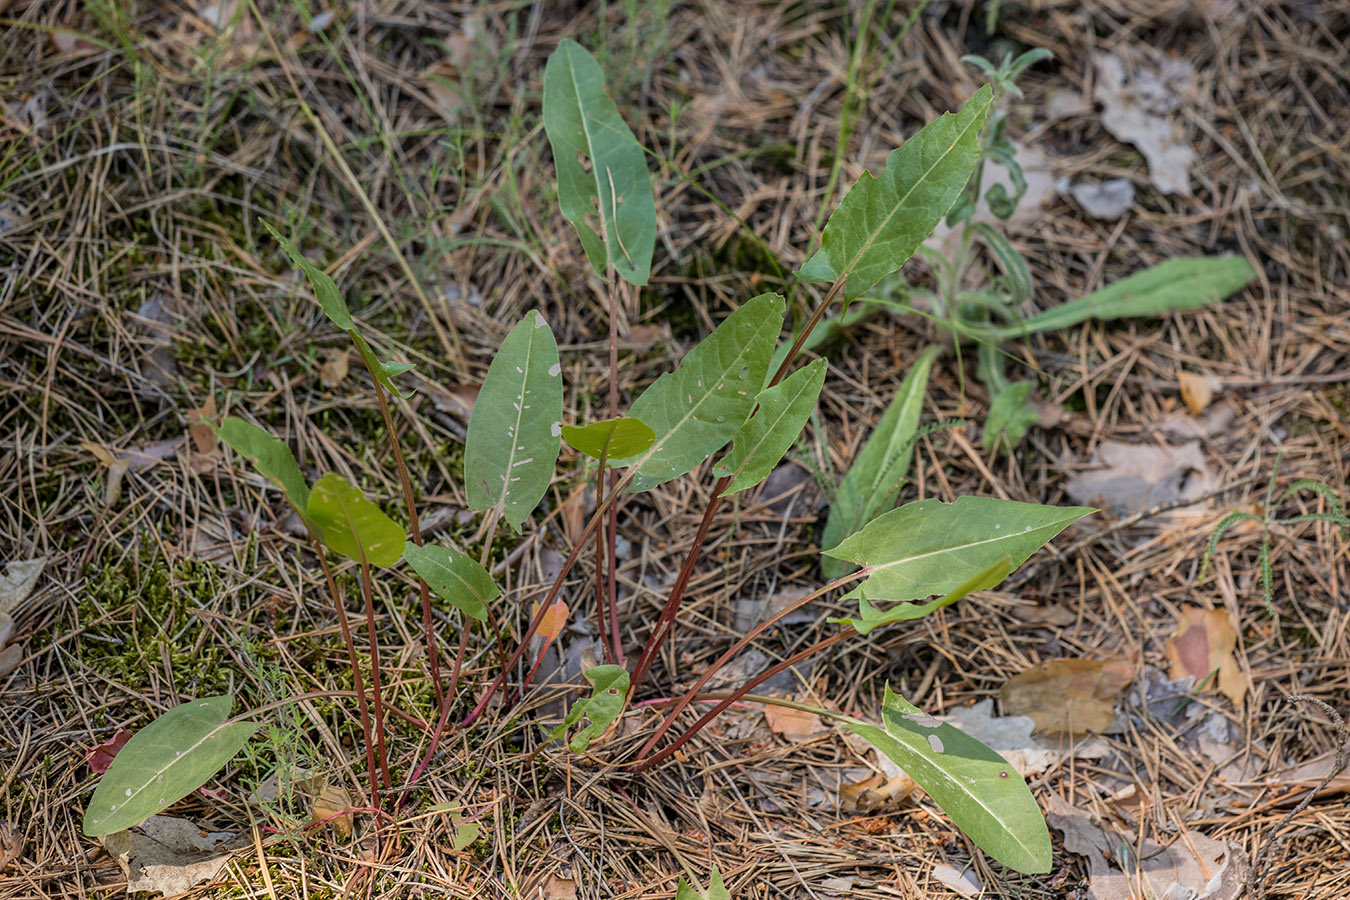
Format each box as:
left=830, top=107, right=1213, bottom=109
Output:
left=1000, top=658, right=1135, bottom=736
left=1165, top=606, right=1246, bottom=707
left=762, top=704, right=827, bottom=743
left=310, top=784, right=353, bottom=837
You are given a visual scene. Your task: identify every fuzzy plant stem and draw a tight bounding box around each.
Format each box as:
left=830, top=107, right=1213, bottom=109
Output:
left=314, top=548, right=381, bottom=809
left=366, top=372, right=443, bottom=711
left=632, top=628, right=855, bottom=771
left=627, top=280, right=847, bottom=698
left=636, top=571, right=862, bottom=759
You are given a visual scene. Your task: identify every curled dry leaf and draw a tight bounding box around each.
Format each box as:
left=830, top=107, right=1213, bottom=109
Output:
left=840, top=772, right=917, bottom=813
left=102, top=815, right=241, bottom=898
left=317, top=349, right=349, bottom=388
left=86, top=731, right=132, bottom=774
left=310, top=784, right=353, bottom=837
left=1000, top=658, right=1135, bottom=736
left=1179, top=371, right=1221, bottom=416
left=1164, top=606, right=1246, bottom=708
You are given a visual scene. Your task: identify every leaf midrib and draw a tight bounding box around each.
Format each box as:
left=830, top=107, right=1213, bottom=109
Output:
left=859, top=517, right=1073, bottom=571
left=490, top=321, right=541, bottom=518
left=838, top=93, right=988, bottom=280
left=122, top=707, right=239, bottom=816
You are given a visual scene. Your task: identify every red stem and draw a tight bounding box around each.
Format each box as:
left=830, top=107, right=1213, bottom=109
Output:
left=314, top=550, right=381, bottom=809
left=606, top=280, right=624, bottom=665
left=633, top=628, right=854, bottom=771
left=635, top=571, right=861, bottom=759
left=357, top=556, right=392, bottom=793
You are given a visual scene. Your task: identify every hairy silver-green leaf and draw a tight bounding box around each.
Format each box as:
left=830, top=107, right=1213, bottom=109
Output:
left=838, top=686, right=1051, bottom=874
left=561, top=417, right=655, bottom=461
left=1015, top=256, right=1256, bottom=335
left=714, top=358, right=825, bottom=495
left=464, top=311, right=564, bottom=532
left=216, top=417, right=310, bottom=515
left=548, top=665, right=629, bottom=752
left=798, top=86, right=993, bottom=299
left=83, top=695, right=259, bottom=837
left=833, top=556, right=1013, bottom=634
left=307, top=472, right=406, bottom=568
left=821, top=346, right=940, bottom=580
left=264, top=222, right=414, bottom=398
left=982, top=380, right=1039, bottom=452
left=826, top=496, right=1093, bottom=602
left=402, top=542, right=496, bottom=621
left=675, top=867, right=730, bottom=900
left=613, top=294, right=784, bottom=493
left=543, top=40, right=656, bottom=285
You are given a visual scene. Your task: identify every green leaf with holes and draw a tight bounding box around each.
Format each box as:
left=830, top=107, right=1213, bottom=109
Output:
left=548, top=665, right=629, bottom=752
left=464, top=311, right=564, bottom=532
left=837, top=686, right=1051, bottom=874
left=714, top=358, right=826, bottom=495
left=798, top=86, right=993, bottom=300
left=825, top=496, right=1093, bottom=603
left=543, top=39, right=656, bottom=285
left=216, top=417, right=310, bottom=516
left=83, top=695, right=259, bottom=837
left=402, top=542, right=496, bottom=621
left=562, top=417, right=655, bottom=461
left=612, top=293, right=784, bottom=492
left=306, top=472, right=406, bottom=567
left=832, top=556, right=1012, bottom=635
left=821, top=346, right=939, bottom=581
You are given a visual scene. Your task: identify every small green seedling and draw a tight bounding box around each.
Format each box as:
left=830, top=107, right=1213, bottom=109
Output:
left=1202, top=454, right=1349, bottom=615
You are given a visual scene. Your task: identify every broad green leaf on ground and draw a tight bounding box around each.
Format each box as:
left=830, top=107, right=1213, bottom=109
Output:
left=264, top=222, right=414, bottom=398
left=675, top=866, right=731, bottom=900
left=307, top=473, right=406, bottom=567
left=561, top=417, right=655, bottom=461
left=1014, top=256, right=1257, bottom=335
left=547, top=665, right=629, bottom=752
left=837, top=686, right=1051, bottom=874
left=83, top=695, right=259, bottom=837
left=543, top=39, right=656, bottom=285
left=982, top=380, right=1039, bottom=452
left=833, top=556, right=1013, bottom=635
left=797, top=85, right=993, bottom=300
left=401, top=542, right=496, bottom=621
left=464, top=311, right=563, bottom=532
left=714, top=358, right=826, bottom=495
left=613, top=293, right=784, bottom=492
left=216, top=417, right=310, bottom=515
left=825, top=496, right=1093, bottom=603
left=821, top=346, right=940, bottom=580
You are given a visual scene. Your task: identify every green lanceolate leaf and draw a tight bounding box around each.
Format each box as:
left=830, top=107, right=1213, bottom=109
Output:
left=971, top=222, right=1032, bottom=305
left=838, top=686, right=1051, bottom=874
left=798, top=85, right=993, bottom=300
left=263, top=222, right=353, bottom=330
left=401, top=542, right=496, bottom=621
left=982, top=380, right=1039, bottom=452
left=561, top=416, right=655, bottom=461
left=216, top=417, right=310, bottom=515
left=825, top=496, right=1093, bottom=602
left=83, top=695, right=260, bottom=837
left=675, top=867, right=731, bottom=900
left=820, top=346, right=940, bottom=580
left=833, top=556, right=1013, bottom=634
left=543, top=39, right=656, bottom=285
left=264, top=222, right=414, bottom=398
left=548, top=665, right=629, bottom=752
left=307, top=472, right=406, bottom=567
left=714, top=358, right=826, bottom=495
left=613, top=293, right=784, bottom=493
left=1015, top=256, right=1257, bottom=335
left=464, top=311, right=564, bottom=532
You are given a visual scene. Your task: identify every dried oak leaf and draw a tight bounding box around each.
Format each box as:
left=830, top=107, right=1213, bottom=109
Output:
left=1000, top=658, right=1135, bottom=736
left=1164, top=606, right=1246, bottom=708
